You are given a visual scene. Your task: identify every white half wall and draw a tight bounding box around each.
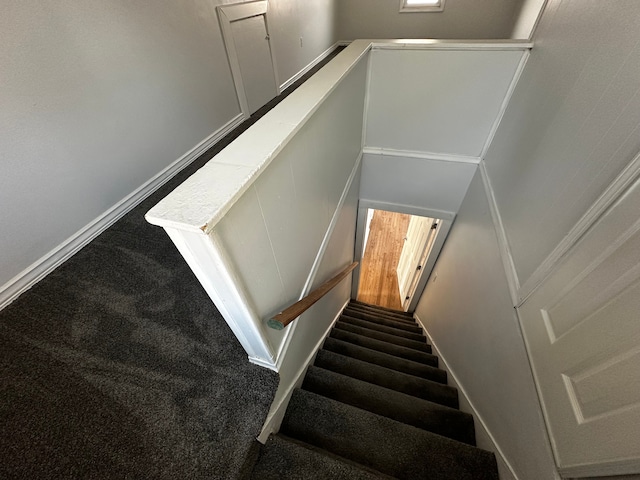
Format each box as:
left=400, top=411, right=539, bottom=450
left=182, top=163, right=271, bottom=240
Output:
left=359, top=153, right=477, bottom=214
left=415, top=170, right=558, bottom=480
left=259, top=163, right=360, bottom=440
left=212, top=54, right=368, bottom=357
left=0, top=0, right=339, bottom=308
left=365, top=49, right=526, bottom=157
left=336, top=0, right=525, bottom=41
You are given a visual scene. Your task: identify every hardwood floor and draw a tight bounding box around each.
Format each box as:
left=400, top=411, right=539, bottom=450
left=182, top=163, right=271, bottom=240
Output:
left=357, top=210, right=410, bottom=310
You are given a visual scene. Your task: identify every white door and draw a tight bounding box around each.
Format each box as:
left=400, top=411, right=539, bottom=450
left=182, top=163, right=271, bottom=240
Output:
left=230, top=15, right=277, bottom=115
left=518, top=176, right=640, bottom=477
left=397, top=216, right=435, bottom=308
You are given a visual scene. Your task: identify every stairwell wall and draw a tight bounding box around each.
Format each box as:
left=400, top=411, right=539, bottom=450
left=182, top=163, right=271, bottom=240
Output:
left=415, top=170, right=558, bottom=480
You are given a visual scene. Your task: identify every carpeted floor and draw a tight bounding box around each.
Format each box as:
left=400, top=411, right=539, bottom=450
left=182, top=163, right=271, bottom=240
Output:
left=0, top=47, right=344, bottom=480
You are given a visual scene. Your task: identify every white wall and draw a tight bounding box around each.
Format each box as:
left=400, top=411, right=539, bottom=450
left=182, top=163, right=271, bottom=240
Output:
left=269, top=0, right=338, bottom=87
left=260, top=163, right=360, bottom=439
left=215, top=55, right=368, bottom=355
left=336, top=0, right=524, bottom=41
left=511, top=0, right=546, bottom=39
left=483, top=0, right=640, bottom=290
left=360, top=154, right=476, bottom=214
left=365, top=49, right=526, bottom=158
left=415, top=171, right=558, bottom=480
left=0, top=0, right=338, bottom=306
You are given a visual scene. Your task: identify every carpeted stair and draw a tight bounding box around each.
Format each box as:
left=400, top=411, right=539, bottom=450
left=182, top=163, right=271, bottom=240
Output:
left=251, top=300, right=499, bottom=480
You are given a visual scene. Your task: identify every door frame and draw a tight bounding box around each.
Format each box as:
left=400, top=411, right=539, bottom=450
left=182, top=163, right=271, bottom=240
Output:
left=217, top=0, right=281, bottom=119
left=352, top=199, right=455, bottom=312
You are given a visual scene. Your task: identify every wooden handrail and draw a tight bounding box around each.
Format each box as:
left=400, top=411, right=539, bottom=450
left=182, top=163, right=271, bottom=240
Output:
left=267, top=262, right=358, bottom=330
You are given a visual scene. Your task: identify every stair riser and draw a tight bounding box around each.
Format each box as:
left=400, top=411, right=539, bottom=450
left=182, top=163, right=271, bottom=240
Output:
left=330, top=329, right=438, bottom=366
left=322, top=337, right=447, bottom=383
left=315, top=350, right=458, bottom=409
left=303, top=366, right=476, bottom=445
left=345, top=305, right=416, bottom=324
left=342, top=310, right=421, bottom=332
left=282, top=390, right=498, bottom=480
left=340, top=315, right=426, bottom=342
left=334, top=322, right=430, bottom=352
left=344, top=307, right=417, bottom=326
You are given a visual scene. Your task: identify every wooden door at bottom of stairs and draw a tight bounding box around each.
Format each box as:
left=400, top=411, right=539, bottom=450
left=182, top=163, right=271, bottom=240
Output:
left=230, top=15, right=278, bottom=115
left=517, top=175, right=640, bottom=477
left=397, top=215, right=436, bottom=310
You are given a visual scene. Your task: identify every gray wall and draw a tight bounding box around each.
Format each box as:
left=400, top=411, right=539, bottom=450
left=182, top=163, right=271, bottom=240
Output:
left=336, top=0, right=524, bottom=41
left=0, top=0, right=337, bottom=296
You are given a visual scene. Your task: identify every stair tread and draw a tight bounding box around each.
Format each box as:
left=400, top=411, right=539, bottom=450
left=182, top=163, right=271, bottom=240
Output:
left=340, top=315, right=426, bottom=341
left=303, top=366, right=476, bottom=445
left=315, top=349, right=457, bottom=408
left=334, top=322, right=429, bottom=352
left=251, top=435, right=393, bottom=480
left=344, top=307, right=417, bottom=326
left=323, top=337, right=447, bottom=383
left=330, top=329, right=438, bottom=366
left=283, top=389, right=498, bottom=480
left=350, top=300, right=412, bottom=318
left=342, top=310, right=422, bottom=332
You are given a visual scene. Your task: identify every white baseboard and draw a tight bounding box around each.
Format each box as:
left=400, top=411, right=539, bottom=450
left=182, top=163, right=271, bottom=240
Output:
left=415, top=314, right=521, bottom=480
left=257, top=298, right=349, bottom=444
left=280, top=42, right=342, bottom=92
left=0, top=113, right=245, bottom=311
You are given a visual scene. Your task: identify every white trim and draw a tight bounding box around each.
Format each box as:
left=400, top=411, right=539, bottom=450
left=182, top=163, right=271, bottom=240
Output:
left=166, top=228, right=276, bottom=366
left=479, top=50, right=530, bottom=160
left=415, top=314, right=522, bottom=480
left=517, top=149, right=640, bottom=306
left=0, top=113, right=244, bottom=311
left=357, top=199, right=456, bottom=221
left=558, top=458, right=640, bottom=479
left=218, top=0, right=267, bottom=22
left=399, top=0, right=445, bottom=13
left=257, top=298, right=349, bottom=443
left=274, top=152, right=363, bottom=368
left=217, top=1, right=279, bottom=119
left=371, top=39, right=533, bottom=51
left=361, top=48, right=374, bottom=154
left=479, top=161, right=521, bottom=306
left=363, top=146, right=481, bottom=165
left=336, top=40, right=352, bottom=47
left=280, top=42, right=341, bottom=92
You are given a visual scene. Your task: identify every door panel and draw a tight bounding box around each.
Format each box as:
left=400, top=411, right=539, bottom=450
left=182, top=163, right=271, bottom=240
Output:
left=231, top=15, right=277, bottom=115
left=518, top=178, right=640, bottom=476
left=397, top=216, right=433, bottom=303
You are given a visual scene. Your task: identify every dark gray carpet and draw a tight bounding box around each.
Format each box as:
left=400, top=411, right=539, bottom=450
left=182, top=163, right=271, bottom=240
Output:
left=252, top=302, right=499, bottom=479
left=0, top=47, right=344, bottom=480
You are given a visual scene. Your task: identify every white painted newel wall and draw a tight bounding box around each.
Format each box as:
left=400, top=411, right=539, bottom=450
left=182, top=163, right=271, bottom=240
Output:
left=146, top=41, right=371, bottom=370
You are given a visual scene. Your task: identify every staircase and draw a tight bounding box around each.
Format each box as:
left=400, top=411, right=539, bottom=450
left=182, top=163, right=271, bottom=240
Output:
left=251, top=300, right=499, bottom=479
